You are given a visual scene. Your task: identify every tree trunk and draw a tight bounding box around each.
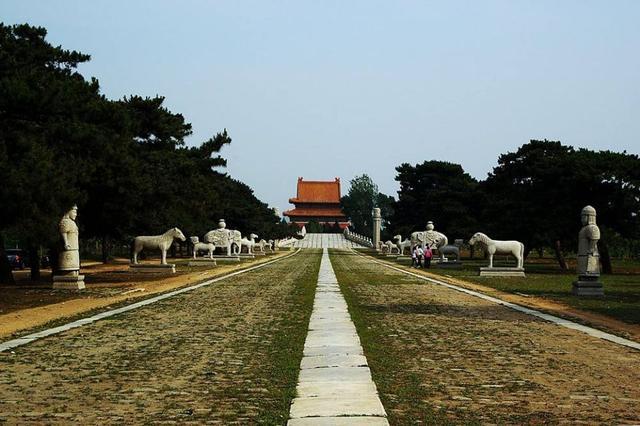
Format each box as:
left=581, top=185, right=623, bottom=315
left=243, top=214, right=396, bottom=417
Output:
left=0, top=233, right=15, bottom=285
left=599, top=240, right=613, bottom=274
left=553, top=240, right=568, bottom=271
left=29, top=245, right=40, bottom=281
left=101, top=235, right=110, bottom=264
left=523, top=246, right=532, bottom=260
left=537, top=248, right=544, bottom=258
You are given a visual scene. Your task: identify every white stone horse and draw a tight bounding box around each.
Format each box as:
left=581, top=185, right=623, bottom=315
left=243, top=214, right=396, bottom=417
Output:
left=381, top=240, right=400, bottom=254
left=190, top=236, right=214, bottom=259
left=469, top=232, right=524, bottom=269
left=394, top=235, right=412, bottom=255
left=133, top=227, right=186, bottom=265
left=240, top=233, right=259, bottom=254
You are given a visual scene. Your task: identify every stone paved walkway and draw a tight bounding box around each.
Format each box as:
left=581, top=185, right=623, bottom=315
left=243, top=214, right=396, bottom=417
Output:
left=294, top=233, right=365, bottom=249
left=288, top=248, right=388, bottom=425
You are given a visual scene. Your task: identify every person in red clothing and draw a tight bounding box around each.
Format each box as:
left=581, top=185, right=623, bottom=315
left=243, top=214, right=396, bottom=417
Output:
left=424, top=246, right=433, bottom=268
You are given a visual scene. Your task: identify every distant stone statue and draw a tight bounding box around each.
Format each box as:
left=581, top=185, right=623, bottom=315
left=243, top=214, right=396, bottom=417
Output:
left=204, top=219, right=242, bottom=256
left=393, top=235, right=412, bottom=255
left=58, top=205, right=80, bottom=272
left=469, top=232, right=524, bottom=269
left=54, top=205, right=85, bottom=289
left=411, top=221, right=457, bottom=262
left=240, top=233, right=259, bottom=254
left=573, top=206, right=604, bottom=296
left=132, top=227, right=186, bottom=265
left=190, top=236, right=215, bottom=259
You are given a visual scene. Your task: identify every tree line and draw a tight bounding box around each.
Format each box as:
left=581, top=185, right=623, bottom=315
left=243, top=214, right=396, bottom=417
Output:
left=342, top=140, right=640, bottom=273
left=0, top=23, right=297, bottom=284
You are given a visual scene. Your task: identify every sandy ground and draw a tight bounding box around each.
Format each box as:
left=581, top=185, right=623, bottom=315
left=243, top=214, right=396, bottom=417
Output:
left=0, top=251, right=291, bottom=339
left=332, top=251, right=640, bottom=424
left=0, top=250, right=320, bottom=424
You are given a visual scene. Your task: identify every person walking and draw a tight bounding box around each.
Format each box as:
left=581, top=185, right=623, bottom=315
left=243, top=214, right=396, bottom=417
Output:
left=416, top=246, right=424, bottom=268
left=424, top=246, right=433, bottom=268
left=411, top=245, right=418, bottom=268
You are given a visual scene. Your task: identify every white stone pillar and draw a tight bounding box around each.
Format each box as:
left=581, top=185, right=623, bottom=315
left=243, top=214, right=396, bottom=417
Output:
left=372, top=208, right=381, bottom=250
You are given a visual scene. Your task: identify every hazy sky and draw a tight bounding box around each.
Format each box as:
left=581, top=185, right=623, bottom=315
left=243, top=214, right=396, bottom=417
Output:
left=3, top=1, right=639, bottom=214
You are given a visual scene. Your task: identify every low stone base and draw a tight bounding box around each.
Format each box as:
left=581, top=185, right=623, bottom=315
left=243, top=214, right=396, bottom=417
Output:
left=52, top=274, right=85, bottom=290
left=129, top=264, right=176, bottom=274
left=479, top=267, right=526, bottom=277
left=238, top=253, right=256, bottom=259
left=435, top=261, right=463, bottom=269
left=254, top=252, right=266, bottom=256
left=572, top=276, right=604, bottom=296
left=187, top=259, right=218, bottom=267
left=396, top=255, right=412, bottom=260
left=211, top=255, right=241, bottom=262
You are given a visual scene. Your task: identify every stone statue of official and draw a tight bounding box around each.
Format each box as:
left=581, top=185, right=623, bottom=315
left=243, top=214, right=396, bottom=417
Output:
left=573, top=205, right=603, bottom=296
left=58, top=205, right=80, bottom=272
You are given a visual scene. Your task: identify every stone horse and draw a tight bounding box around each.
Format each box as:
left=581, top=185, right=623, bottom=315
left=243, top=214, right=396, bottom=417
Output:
left=469, top=232, right=524, bottom=269
left=380, top=240, right=400, bottom=254
left=133, top=227, right=186, bottom=265
left=190, top=236, right=214, bottom=259
left=393, top=235, right=412, bottom=255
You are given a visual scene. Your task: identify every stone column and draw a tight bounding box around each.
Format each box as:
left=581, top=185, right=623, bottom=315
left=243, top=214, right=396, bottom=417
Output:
left=372, top=208, right=381, bottom=250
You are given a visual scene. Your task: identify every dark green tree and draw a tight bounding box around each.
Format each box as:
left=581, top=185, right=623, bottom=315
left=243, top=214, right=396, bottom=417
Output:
left=341, top=174, right=395, bottom=237
left=392, top=161, right=480, bottom=241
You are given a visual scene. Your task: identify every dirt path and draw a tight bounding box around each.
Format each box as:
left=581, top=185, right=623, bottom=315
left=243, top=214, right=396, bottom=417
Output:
left=0, top=252, right=290, bottom=339
left=331, top=250, right=640, bottom=424
left=0, top=250, right=321, bottom=424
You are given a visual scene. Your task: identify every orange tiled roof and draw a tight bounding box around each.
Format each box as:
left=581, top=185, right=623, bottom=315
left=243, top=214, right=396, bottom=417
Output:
left=283, top=207, right=347, bottom=218
left=289, top=177, right=342, bottom=204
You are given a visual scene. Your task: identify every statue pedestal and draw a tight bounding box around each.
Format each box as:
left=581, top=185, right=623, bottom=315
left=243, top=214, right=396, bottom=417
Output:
left=129, top=264, right=176, bottom=274
left=254, top=252, right=266, bottom=256
left=479, top=267, right=525, bottom=277
left=435, top=261, right=463, bottom=269
left=238, top=253, right=255, bottom=259
left=52, top=273, right=85, bottom=290
left=572, top=275, right=604, bottom=296
left=211, top=255, right=241, bottom=262
left=188, top=259, right=218, bottom=267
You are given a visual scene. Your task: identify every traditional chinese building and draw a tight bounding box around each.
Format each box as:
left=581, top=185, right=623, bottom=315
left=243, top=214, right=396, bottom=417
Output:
left=283, top=177, right=349, bottom=229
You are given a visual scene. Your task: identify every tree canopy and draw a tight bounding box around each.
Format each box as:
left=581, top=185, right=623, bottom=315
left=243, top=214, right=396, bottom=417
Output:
left=0, top=23, right=292, bottom=283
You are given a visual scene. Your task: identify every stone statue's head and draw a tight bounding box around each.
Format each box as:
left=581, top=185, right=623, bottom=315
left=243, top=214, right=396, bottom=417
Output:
left=581, top=205, right=597, bottom=225
left=190, top=236, right=199, bottom=244
left=218, top=219, right=226, bottom=229
left=65, top=205, right=78, bottom=221
left=426, top=221, right=434, bottom=231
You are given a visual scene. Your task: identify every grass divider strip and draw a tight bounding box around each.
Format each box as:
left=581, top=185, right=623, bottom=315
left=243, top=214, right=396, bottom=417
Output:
left=354, top=249, right=640, bottom=351
left=0, top=249, right=301, bottom=352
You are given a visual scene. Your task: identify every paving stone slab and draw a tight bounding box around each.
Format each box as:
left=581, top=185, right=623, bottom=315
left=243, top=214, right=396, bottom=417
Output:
left=297, top=366, right=374, bottom=383
left=303, top=345, right=364, bottom=357
left=300, top=354, right=368, bottom=369
left=289, top=397, right=387, bottom=418
left=288, top=417, right=389, bottom=425
left=295, top=381, right=379, bottom=398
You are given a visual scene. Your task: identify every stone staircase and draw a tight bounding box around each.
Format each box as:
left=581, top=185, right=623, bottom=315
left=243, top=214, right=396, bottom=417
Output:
left=293, top=233, right=366, bottom=249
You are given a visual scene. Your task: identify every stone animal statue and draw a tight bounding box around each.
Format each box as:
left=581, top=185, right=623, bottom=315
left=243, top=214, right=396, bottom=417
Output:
left=204, top=228, right=242, bottom=256
left=133, top=227, right=186, bottom=265
left=411, top=230, right=448, bottom=251
left=240, top=233, right=259, bottom=254
left=437, top=244, right=460, bottom=262
left=393, top=235, right=412, bottom=255
left=382, top=240, right=400, bottom=254
left=190, top=236, right=214, bottom=259
left=469, top=232, right=524, bottom=269
left=254, top=239, right=269, bottom=253
left=266, top=239, right=275, bottom=251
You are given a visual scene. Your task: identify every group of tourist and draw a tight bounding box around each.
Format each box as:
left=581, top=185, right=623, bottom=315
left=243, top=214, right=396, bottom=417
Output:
left=411, top=245, right=433, bottom=268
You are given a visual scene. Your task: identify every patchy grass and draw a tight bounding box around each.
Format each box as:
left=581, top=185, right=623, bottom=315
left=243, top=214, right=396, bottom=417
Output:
left=331, top=250, right=640, bottom=425
left=373, top=252, right=640, bottom=325
left=0, top=250, right=321, bottom=424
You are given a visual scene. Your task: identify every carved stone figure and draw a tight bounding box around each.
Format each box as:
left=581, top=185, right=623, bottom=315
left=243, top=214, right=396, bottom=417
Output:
left=190, top=236, right=215, bottom=259
left=411, top=221, right=450, bottom=261
left=240, top=233, right=259, bottom=254
left=204, top=219, right=242, bottom=256
left=469, top=232, right=524, bottom=269
left=59, top=205, right=80, bottom=272
left=393, top=235, right=412, bottom=255
left=381, top=240, right=400, bottom=254
left=573, top=206, right=604, bottom=296
left=53, top=205, right=85, bottom=289
left=132, top=227, right=186, bottom=265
